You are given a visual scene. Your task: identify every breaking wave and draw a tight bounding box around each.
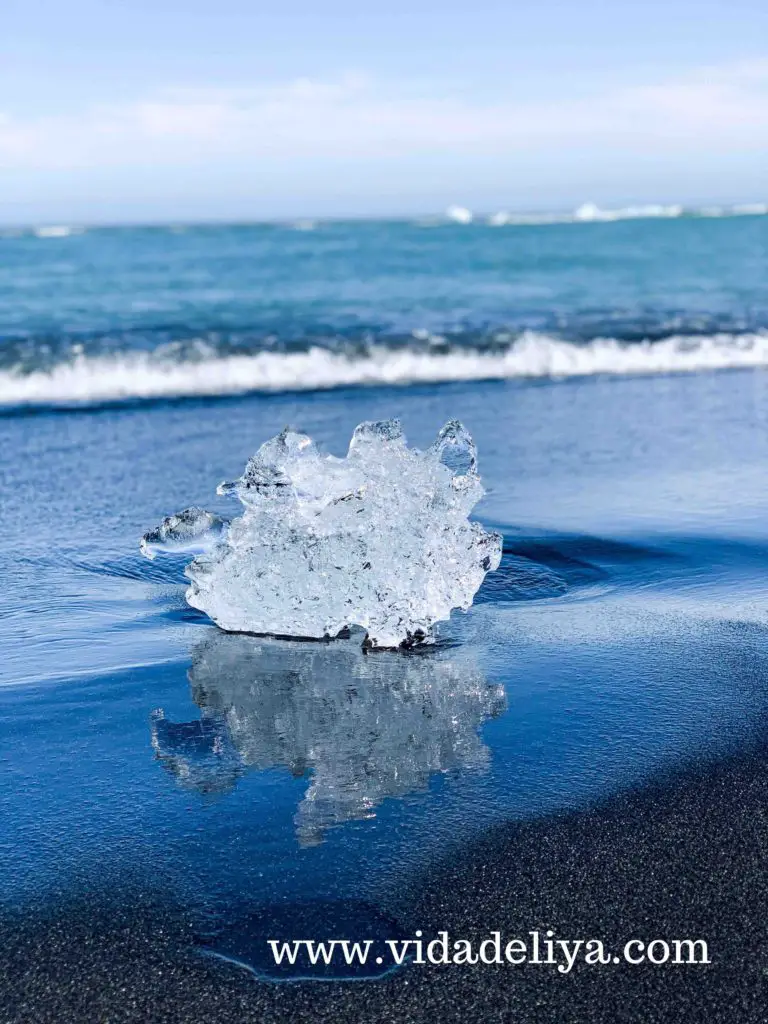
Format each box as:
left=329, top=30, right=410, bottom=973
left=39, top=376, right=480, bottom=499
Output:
left=2, top=331, right=768, bottom=410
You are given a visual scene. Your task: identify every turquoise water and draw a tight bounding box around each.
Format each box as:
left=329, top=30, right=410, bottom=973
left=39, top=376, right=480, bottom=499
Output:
left=0, top=215, right=766, bottom=404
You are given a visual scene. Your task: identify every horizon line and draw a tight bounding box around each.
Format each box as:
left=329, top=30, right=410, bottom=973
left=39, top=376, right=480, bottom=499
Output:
left=2, top=198, right=767, bottom=233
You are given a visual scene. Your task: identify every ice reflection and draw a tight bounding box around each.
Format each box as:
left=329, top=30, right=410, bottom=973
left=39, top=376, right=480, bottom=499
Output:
left=151, top=632, right=505, bottom=845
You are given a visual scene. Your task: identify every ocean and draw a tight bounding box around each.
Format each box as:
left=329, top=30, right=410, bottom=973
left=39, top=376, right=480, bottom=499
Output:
left=2, top=213, right=768, bottom=1016
left=1, top=214, right=767, bottom=407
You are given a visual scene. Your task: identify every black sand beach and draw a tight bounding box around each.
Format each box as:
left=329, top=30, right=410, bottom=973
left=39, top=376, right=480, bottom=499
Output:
left=5, top=731, right=768, bottom=1024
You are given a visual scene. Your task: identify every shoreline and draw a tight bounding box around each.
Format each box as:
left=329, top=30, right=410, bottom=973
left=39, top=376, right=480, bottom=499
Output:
left=5, top=734, right=768, bottom=1022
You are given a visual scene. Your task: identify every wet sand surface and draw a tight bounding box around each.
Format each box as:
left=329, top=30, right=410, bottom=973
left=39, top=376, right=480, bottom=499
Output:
left=5, top=736, right=768, bottom=1024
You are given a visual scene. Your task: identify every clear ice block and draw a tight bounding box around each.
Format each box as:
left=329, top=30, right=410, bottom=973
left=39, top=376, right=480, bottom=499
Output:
left=141, top=419, right=501, bottom=647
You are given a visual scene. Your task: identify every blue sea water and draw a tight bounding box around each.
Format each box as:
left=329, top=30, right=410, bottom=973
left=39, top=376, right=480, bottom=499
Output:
left=2, top=215, right=768, bottom=977
left=1, top=215, right=767, bottom=406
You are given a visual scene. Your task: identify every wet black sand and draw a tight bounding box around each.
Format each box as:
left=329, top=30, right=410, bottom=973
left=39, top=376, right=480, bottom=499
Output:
left=5, top=737, right=768, bottom=1024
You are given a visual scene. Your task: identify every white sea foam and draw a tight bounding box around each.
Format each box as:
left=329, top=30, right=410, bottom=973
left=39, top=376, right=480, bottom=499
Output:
left=3, top=331, right=768, bottom=408
left=482, top=202, right=767, bottom=226
left=33, top=225, right=83, bottom=238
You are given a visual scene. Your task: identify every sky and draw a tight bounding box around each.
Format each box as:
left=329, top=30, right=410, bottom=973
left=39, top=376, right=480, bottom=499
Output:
left=1, top=0, right=767, bottom=223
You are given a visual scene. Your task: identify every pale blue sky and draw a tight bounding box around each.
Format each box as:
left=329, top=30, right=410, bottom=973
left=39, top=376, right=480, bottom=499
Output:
left=2, top=0, right=767, bottom=222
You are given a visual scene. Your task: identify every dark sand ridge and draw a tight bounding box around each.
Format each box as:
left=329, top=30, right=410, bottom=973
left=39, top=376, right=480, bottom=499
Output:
left=4, top=730, right=768, bottom=1024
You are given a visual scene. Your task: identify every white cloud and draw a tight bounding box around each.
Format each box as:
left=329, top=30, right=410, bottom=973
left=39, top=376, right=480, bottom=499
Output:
left=0, top=60, right=766, bottom=173
left=609, top=60, right=768, bottom=134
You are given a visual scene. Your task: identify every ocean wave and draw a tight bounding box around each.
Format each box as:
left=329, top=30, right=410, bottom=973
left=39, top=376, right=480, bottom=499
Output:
left=2, top=331, right=768, bottom=410
left=480, top=202, right=768, bottom=226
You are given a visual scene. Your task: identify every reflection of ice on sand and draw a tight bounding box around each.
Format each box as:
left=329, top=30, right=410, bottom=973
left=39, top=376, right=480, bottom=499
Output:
left=151, top=632, right=506, bottom=846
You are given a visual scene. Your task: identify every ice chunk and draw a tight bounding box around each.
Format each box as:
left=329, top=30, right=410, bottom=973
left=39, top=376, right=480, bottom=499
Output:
left=139, top=507, right=226, bottom=560
left=151, top=632, right=506, bottom=845
left=141, top=419, right=501, bottom=647
left=430, top=419, right=477, bottom=478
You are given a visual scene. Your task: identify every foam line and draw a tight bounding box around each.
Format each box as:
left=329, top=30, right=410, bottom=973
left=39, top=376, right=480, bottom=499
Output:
left=2, top=331, right=768, bottom=409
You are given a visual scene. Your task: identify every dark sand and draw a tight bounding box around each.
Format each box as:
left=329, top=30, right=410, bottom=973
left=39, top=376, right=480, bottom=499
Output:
left=4, top=741, right=768, bottom=1024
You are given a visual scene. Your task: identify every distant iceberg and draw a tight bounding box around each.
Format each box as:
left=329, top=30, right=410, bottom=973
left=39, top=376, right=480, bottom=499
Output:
left=445, top=205, right=473, bottom=224
left=487, top=211, right=511, bottom=227
left=33, top=225, right=82, bottom=238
